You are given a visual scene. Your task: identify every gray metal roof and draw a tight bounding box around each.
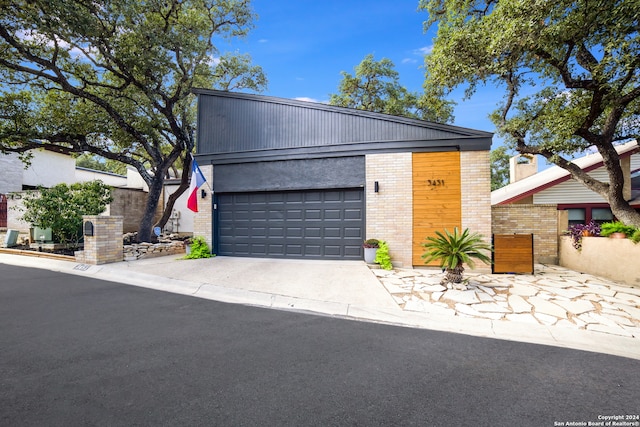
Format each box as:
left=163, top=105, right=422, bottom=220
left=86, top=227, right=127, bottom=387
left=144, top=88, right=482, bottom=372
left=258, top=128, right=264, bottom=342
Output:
left=193, top=89, right=493, bottom=164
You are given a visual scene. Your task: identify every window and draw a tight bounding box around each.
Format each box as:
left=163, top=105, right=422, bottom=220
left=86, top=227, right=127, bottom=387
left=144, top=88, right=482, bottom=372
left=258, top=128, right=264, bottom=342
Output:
left=592, top=208, right=613, bottom=224
left=567, top=208, right=586, bottom=226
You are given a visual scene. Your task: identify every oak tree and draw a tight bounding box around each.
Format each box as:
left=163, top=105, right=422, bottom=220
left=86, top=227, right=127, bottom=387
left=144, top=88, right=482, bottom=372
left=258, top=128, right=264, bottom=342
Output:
left=329, top=54, right=454, bottom=123
left=421, top=0, right=640, bottom=226
left=0, top=0, right=266, bottom=241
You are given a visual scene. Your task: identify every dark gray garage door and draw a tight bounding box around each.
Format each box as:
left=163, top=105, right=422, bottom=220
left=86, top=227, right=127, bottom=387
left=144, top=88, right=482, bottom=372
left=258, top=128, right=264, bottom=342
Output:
left=217, top=189, right=364, bottom=259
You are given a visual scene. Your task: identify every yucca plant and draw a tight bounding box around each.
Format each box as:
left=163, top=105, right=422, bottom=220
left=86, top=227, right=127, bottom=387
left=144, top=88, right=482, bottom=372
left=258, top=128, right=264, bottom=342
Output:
left=421, top=228, right=492, bottom=286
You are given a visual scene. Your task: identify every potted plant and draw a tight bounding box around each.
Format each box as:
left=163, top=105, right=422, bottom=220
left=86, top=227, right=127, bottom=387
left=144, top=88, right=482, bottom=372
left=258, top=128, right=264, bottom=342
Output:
left=421, top=227, right=492, bottom=288
left=363, top=239, right=380, bottom=264
left=183, top=237, right=193, bottom=255
left=182, top=236, right=213, bottom=259
left=566, top=221, right=601, bottom=250
left=599, top=221, right=636, bottom=239
left=580, top=221, right=601, bottom=237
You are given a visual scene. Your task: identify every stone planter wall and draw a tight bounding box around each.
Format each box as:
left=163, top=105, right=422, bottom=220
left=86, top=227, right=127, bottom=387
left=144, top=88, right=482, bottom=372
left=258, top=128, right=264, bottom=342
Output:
left=123, top=241, right=186, bottom=261
left=559, top=235, right=640, bottom=286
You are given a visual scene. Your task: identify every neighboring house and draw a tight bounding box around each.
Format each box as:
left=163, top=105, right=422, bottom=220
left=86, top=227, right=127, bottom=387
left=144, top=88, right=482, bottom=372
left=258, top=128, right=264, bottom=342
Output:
left=191, top=89, right=493, bottom=267
left=0, top=148, right=188, bottom=234
left=491, top=140, right=640, bottom=226
left=0, top=149, right=135, bottom=192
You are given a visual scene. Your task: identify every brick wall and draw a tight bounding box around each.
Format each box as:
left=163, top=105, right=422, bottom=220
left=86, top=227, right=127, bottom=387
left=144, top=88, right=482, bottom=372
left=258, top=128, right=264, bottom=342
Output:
left=365, top=153, right=413, bottom=267
left=460, top=150, right=493, bottom=271
left=107, top=188, right=158, bottom=233
left=76, top=215, right=123, bottom=265
left=461, top=151, right=492, bottom=241
left=491, top=204, right=558, bottom=264
left=7, top=188, right=158, bottom=235
left=192, top=164, right=214, bottom=252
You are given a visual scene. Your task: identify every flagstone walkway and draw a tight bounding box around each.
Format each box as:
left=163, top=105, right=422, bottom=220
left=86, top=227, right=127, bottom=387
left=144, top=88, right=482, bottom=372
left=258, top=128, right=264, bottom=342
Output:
left=372, top=264, right=640, bottom=339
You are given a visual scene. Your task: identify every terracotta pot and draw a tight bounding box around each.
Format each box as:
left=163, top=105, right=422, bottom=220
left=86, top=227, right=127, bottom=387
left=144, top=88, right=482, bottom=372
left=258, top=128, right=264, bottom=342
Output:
left=608, top=232, right=627, bottom=239
left=581, top=230, right=593, bottom=237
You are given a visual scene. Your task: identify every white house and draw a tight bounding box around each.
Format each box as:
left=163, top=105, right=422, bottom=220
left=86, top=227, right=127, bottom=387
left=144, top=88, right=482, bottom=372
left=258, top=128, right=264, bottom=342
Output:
left=491, top=140, right=640, bottom=225
left=1, top=148, right=194, bottom=233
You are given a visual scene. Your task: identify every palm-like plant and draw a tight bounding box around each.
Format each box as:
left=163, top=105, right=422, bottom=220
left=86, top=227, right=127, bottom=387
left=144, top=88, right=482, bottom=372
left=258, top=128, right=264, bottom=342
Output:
left=421, top=228, right=492, bottom=286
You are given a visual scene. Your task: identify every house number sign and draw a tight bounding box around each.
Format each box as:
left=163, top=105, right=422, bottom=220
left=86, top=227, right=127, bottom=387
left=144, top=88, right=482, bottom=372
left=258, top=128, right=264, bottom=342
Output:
left=426, top=179, right=445, bottom=187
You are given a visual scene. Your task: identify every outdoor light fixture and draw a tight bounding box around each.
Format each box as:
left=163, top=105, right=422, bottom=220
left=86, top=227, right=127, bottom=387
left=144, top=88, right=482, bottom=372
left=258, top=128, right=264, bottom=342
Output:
left=201, top=189, right=207, bottom=198
left=374, top=181, right=379, bottom=193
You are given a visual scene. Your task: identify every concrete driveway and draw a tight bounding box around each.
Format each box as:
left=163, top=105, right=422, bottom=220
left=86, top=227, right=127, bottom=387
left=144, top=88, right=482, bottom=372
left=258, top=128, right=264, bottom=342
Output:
left=108, top=255, right=401, bottom=310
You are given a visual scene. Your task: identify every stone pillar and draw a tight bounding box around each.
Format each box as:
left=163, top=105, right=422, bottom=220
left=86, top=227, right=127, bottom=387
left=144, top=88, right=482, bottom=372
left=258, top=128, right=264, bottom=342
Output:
left=77, top=215, right=123, bottom=265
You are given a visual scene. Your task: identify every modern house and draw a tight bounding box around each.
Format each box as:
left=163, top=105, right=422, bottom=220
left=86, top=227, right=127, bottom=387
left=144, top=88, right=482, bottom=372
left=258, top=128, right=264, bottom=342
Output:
left=191, top=89, right=493, bottom=267
left=491, top=140, right=640, bottom=226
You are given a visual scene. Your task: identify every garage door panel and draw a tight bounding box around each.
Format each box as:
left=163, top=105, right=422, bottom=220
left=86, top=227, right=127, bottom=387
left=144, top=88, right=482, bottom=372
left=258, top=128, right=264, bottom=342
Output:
left=344, top=190, right=362, bottom=201
left=286, top=210, right=303, bottom=220
left=344, top=246, right=362, bottom=257
left=287, top=227, right=303, bottom=237
left=217, top=189, right=364, bottom=259
left=324, top=246, right=341, bottom=256
left=286, top=192, right=304, bottom=203
left=325, top=210, right=341, bottom=220
left=324, top=228, right=341, bottom=238
left=344, top=227, right=362, bottom=238
left=305, top=209, right=321, bottom=220
left=344, top=209, right=362, bottom=220
left=286, top=245, right=303, bottom=256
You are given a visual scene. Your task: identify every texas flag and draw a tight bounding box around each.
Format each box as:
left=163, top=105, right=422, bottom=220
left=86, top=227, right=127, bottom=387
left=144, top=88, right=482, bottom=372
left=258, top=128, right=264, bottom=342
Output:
left=187, top=158, right=207, bottom=212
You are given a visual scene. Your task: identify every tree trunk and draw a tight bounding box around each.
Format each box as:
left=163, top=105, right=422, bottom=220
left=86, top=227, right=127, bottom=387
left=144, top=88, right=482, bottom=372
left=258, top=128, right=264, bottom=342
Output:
left=609, top=194, right=640, bottom=228
left=445, top=264, right=465, bottom=284
left=154, top=156, right=191, bottom=230
left=522, top=142, right=640, bottom=228
left=598, top=143, right=640, bottom=228
left=137, top=173, right=165, bottom=243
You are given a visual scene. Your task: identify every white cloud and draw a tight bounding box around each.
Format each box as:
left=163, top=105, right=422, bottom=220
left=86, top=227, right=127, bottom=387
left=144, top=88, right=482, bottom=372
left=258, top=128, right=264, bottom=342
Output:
left=16, top=30, right=96, bottom=60
left=414, top=45, right=434, bottom=55
left=293, top=97, right=318, bottom=103
left=401, top=58, right=417, bottom=64
left=258, top=39, right=268, bottom=43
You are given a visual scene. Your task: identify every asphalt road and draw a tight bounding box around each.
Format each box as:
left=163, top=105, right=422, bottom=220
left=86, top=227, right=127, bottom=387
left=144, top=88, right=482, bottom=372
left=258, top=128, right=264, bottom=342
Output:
left=1, top=263, right=639, bottom=427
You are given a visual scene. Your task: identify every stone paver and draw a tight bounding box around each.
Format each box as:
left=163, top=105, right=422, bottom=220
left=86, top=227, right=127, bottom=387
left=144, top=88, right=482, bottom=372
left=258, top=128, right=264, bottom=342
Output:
left=374, top=264, right=640, bottom=340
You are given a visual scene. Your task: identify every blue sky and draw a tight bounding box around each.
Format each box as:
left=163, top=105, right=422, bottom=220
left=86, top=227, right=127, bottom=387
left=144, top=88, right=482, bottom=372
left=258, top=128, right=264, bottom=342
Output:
left=219, top=0, right=505, bottom=143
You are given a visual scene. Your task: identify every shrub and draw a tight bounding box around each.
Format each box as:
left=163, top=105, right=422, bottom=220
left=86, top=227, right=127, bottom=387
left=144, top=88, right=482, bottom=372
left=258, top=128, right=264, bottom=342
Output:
left=19, top=181, right=113, bottom=245
left=183, top=236, right=213, bottom=259
left=421, top=228, right=492, bottom=285
left=374, top=240, right=393, bottom=270
left=566, top=221, right=601, bottom=250
left=599, top=221, right=636, bottom=237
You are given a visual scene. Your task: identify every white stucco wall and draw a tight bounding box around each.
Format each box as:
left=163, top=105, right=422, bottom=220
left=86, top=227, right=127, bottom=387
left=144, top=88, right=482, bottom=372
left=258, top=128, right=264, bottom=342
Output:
left=0, top=152, right=23, bottom=194
left=559, top=235, right=640, bottom=286
left=126, top=166, right=148, bottom=191
left=75, top=168, right=128, bottom=187
left=22, top=149, right=76, bottom=188
left=163, top=183, right=194, bottom=233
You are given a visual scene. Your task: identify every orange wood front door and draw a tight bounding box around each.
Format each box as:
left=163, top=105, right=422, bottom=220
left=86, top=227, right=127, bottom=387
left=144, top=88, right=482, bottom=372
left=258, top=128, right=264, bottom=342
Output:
left=412, top=152, right=462, bottom=266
